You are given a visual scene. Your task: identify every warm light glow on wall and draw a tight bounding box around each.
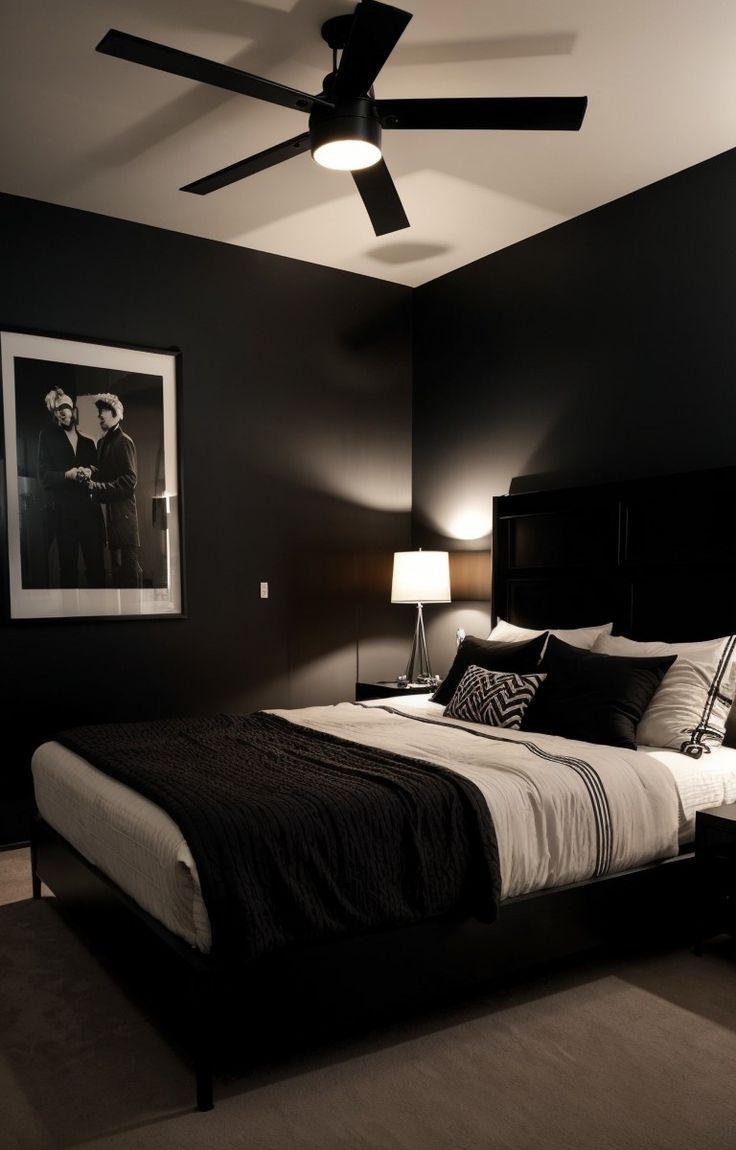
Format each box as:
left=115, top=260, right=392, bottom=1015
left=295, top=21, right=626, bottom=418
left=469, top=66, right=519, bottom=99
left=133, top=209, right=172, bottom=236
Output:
left=449, top=551, right=491, bottom=601
left=446, top=508, right=493, bottom=541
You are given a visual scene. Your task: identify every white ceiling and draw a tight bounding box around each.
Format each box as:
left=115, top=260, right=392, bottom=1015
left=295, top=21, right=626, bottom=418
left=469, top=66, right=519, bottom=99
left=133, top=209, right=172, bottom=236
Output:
left=1, top=0, right=735, bottom=288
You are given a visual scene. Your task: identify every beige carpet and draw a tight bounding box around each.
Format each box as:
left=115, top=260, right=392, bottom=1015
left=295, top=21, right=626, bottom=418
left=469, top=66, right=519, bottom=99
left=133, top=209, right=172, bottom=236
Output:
left=3, top=848, right=736, bottom=1149
left=0, top=846, right=33, bottom=904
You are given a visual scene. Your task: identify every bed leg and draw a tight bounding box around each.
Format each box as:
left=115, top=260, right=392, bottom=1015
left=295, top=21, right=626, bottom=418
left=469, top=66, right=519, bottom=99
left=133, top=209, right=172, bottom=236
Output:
left=195, top=1058, right=214, bottom=1112
left=192, top=969, right=215, bottom=1112
left=30, top=824, right=42, bottom=899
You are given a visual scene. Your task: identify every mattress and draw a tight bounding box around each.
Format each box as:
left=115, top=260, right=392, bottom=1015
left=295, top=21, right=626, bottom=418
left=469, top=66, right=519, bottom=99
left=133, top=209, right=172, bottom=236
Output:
left=31, top=696, right=736, bottom=954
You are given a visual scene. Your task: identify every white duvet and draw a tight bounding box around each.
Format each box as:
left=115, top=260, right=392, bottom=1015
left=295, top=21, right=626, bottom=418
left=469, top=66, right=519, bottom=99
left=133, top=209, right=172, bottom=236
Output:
left=31, top=696, right=736, bottom=953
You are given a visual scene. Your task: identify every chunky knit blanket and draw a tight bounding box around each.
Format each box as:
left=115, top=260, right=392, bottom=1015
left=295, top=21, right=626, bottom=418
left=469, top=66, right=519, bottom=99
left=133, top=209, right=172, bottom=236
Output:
left=56, top=711, right=500, bottom=964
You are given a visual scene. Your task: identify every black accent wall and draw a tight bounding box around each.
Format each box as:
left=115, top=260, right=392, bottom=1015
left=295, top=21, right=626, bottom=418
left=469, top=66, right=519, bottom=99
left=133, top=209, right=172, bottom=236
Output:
left=412, top=146, right=736, bottom=666
left=0, top=193, right=412, bottom=844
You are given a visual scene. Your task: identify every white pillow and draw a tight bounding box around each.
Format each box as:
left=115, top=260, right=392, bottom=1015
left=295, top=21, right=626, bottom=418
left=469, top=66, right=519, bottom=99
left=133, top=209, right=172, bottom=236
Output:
left=488, top=617, right=613, bottom=650
left=592, top=633, right=736, bottom=757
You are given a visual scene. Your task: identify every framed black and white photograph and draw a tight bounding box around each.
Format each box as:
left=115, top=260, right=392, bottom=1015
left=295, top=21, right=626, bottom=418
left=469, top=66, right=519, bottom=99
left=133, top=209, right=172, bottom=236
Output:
left=0, top=329, right=183, bottom=620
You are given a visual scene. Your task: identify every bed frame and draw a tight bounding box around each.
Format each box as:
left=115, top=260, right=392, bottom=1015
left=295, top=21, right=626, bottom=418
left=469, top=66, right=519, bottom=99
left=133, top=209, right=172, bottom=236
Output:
left=32, top=464, right=736, bottom=1111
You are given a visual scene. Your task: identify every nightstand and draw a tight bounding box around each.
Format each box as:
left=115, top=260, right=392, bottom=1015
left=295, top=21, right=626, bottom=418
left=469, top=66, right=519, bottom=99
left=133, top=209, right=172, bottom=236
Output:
left=355, top=681, right=435, bottom=702
left=695, top=803, right=736, bottom=946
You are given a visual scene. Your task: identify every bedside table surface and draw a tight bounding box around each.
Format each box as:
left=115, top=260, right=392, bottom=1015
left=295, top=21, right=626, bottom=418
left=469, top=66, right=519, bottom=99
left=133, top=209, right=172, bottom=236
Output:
left=355, top=681, right=436, bottom=701
left=374, top=680, right=431, bottom=688
left=697, top=803, right=736, bottom=826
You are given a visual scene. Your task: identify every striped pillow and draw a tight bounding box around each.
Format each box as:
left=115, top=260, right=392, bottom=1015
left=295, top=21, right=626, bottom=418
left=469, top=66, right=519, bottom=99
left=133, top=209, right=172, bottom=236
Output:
left=592, top=633, right=736, bottom=757
left=444, top=665, right=546, bottom=730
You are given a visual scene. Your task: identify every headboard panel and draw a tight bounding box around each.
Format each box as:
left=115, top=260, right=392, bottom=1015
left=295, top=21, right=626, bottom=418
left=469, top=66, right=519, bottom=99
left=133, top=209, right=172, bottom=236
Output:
left=492, top=466, right=736, bottom=642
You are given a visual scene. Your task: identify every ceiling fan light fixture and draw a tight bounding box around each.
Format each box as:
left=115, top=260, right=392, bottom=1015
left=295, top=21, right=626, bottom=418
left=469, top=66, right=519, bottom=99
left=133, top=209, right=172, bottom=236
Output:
left=310, top=98, right=382, bottom=172
left=313, top=137, right=381, bottom=171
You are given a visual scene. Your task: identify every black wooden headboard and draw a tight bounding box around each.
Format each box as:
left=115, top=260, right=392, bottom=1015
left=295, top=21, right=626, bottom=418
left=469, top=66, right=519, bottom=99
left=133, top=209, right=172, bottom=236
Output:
left=492, top=466, right=736, bottom=643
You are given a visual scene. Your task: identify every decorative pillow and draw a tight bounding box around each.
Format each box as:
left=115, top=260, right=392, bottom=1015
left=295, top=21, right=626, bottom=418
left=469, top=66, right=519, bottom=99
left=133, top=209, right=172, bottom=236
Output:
left=444, top=665, right=547, bottom=729
left=592, top=633, right=736, bottom=757
left=488, top=618, right=613, bottom=650
left=432, top=633, right=548, bottom=706
left=521, top=636, right=676, bottom=750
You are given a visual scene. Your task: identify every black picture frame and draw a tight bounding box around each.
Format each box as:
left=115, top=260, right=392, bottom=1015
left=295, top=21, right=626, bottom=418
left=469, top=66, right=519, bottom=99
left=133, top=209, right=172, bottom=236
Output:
left=0, top=328, right=184, bottom=620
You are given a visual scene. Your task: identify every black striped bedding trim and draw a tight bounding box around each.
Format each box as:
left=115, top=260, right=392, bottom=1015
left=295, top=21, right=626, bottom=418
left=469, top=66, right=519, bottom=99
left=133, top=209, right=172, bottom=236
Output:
left=679, top=634, right=736, bottom=758
left=358, top=705, right=613, bottom=878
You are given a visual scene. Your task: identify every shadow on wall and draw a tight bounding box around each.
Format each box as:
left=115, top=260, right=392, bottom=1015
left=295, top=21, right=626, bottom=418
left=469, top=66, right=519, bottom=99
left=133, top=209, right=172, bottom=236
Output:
left=507, top=361, right=735, bottom=495
left=411, top=369, right=735, bottom=564
left=425, top=604, right=493, bottom=683
left=287, top=543, right=411, bottom=706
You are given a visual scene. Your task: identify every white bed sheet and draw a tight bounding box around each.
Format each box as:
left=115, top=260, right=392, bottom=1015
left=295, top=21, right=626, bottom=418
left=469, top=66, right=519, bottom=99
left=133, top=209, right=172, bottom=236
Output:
left=31, top=696, right=736, bottom=954
left=32, top=740, right=212, bottom=951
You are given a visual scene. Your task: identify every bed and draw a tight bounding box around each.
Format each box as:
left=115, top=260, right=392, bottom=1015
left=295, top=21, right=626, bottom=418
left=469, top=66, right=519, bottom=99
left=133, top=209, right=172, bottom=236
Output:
left=30, top=464, right=736, bottom=1111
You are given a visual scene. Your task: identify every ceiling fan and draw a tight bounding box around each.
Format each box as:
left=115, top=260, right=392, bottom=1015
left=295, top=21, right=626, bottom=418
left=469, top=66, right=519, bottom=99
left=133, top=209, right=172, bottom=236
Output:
left=96, top=0, right=587, bottom=237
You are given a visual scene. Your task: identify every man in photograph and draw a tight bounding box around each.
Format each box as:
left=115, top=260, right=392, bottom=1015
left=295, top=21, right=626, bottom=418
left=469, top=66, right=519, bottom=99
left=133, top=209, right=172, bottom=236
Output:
left=37, top=387, right=105, bottom=588
left=86, top=392, right=142, bottom=589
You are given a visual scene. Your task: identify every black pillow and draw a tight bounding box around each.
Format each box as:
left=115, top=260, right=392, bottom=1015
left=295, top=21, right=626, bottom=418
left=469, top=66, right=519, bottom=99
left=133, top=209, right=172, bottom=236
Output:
left=521, top=635, right=677, bottom=749
left=432, top=633, right=548, bottom=706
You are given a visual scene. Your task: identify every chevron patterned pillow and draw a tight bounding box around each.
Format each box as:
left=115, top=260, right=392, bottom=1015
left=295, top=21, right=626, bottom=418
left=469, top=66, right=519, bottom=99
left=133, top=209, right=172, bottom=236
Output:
left=444, top=665, right=547, bottom=729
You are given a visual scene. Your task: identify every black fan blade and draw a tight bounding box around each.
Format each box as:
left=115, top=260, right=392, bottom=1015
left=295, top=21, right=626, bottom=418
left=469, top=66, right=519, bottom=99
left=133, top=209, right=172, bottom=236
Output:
left=375, top=96, right=588, bottom=131
left=332, top=1, right=412, bottom=99
left=96, top=29, right=333, bottom=114
left=352, top=159, right=409, bottom=236
left=181, top=133, right=311, bottom=195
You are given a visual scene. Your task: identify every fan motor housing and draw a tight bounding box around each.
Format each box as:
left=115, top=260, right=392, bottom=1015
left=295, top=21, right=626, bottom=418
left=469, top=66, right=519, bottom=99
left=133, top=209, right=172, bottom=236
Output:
left=309, top=97, right=382, bottom=159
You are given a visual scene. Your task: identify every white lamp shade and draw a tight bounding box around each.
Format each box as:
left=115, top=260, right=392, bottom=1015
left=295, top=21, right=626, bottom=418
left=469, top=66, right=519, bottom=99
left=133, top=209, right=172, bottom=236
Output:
left=391, top=551, right=451, bottom=604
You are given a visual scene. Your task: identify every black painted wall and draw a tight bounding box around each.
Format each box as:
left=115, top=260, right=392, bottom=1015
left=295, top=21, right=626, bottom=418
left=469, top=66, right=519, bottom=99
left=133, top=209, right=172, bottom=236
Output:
left=412, top=146, right=736, bottom=669
left=0, top=193, right=413, bottom=843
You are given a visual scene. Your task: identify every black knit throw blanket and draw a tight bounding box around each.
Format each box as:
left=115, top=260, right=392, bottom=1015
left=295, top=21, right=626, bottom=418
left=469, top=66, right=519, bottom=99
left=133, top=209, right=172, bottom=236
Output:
left=56, top=712, right=500, bottom=964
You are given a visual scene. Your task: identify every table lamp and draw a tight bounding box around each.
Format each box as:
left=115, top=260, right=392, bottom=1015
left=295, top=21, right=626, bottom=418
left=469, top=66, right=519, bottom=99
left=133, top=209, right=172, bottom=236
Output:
left=391, top=550, right=451, bottom=685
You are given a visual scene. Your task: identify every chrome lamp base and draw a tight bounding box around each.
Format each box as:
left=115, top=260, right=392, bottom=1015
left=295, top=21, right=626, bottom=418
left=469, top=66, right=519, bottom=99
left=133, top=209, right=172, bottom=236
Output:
left=403, top=603, right=436, bottom=686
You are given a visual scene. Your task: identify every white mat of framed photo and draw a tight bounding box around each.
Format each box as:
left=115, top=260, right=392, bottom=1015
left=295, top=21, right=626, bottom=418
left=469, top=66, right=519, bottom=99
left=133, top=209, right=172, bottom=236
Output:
left=1, top=329, right=184, bottom=620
